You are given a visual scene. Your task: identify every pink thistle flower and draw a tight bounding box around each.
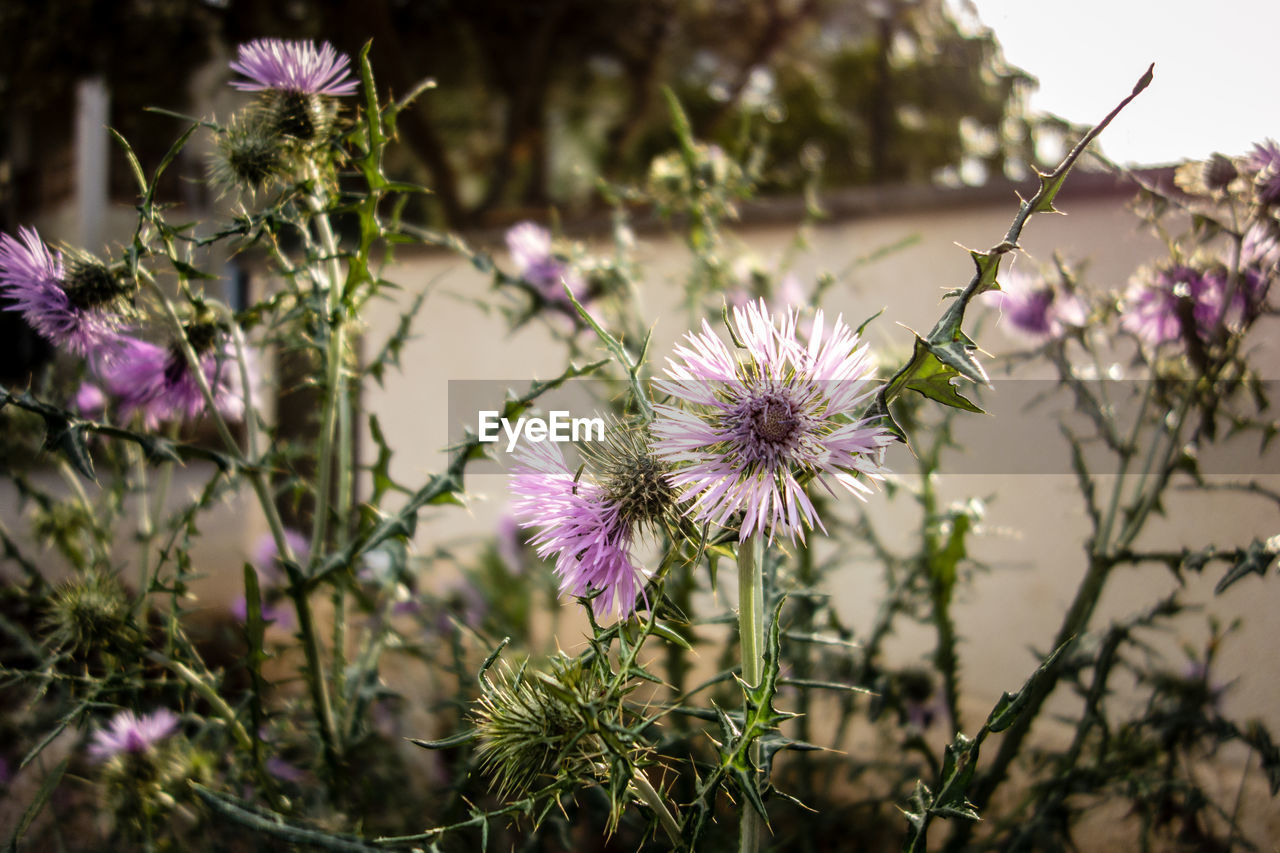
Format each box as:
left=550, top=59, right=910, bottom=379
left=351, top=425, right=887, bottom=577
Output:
left=652, top=299, right=894, bottom=543
left=510, top=434, right=670, bottom=619
left=504, top=222, right=583, bottom=304
left=1121, top=263, right=1252, bottom=346
left=99, top=335, right=249, bottom=429
left=985, top=271, right=1087, bottom=341
left=0, top=227, right=127, bottom=356
left=229, top=39, right=358, bottom=96
left=87, top=709, right=179, bottom=762
left=1245, top=139, right=1280, bottom=206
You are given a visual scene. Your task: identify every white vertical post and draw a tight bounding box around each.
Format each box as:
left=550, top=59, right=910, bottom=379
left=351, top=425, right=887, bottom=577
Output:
left=75, top=76, right=110, bottom=250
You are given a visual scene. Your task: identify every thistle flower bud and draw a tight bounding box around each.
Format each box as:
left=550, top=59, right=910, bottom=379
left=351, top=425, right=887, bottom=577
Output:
left=471, top=656, right=609, bottom=800
left=43, top=569, right=137, bottom=655
left=585, top=423, right=678, bottom=534
left=1203, top=153, right=1238, bottom=192
left=209, top=114, right=289, bottom=195
left=258, top=89, right=338, bottom=144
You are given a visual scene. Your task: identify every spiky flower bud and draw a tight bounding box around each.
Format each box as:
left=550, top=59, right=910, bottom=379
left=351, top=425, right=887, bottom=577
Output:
left=43, top=569, right=137, bottom=656
left=471, top=655, right=610, bottom=801
left=258, top=89, right=338, bottom=144
left=1203, top=153, right=1238, bottom=192
left=209, top=114, right=289, bottom=195
left=585, top=423, right=678, bottom=535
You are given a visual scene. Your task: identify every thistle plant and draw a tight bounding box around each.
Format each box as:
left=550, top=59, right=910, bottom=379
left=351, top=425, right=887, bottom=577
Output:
left=0, top=33, right=1276, bottom=853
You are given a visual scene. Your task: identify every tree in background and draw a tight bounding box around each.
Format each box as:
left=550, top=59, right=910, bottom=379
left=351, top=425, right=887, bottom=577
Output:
left=0, top=0, right=1050, bottom=230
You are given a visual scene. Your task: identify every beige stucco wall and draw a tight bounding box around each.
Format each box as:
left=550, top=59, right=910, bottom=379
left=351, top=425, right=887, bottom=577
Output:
left=356, top=189, right=1280, bottom=744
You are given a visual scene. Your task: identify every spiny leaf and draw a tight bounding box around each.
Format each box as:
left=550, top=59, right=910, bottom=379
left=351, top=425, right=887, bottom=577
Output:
left=900, top=338, right=984, bottom=414
left=1214, top=537, right=1280, bottom=594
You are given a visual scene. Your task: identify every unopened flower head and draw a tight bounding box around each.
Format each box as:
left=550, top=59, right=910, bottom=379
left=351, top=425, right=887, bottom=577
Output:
left=99, top=331, right=249, bottom=429
left=505, top=222, right=583, bottom=304
left=652, top=299, right=894, bottom=542
left=0, top=227, right=132, bottom=356
left=88, top=709, right=180, bottom=762
left=209, top=113, right=289, bottom=195
left=509, top=423, right=674, bottom=618
left=471, top=656, right=608, bottom=801
left=44, top=569, right=135, bottom=655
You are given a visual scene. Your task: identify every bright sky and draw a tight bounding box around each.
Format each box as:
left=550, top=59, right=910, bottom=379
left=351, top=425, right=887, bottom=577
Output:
left=965, top=0, right=1280, bottom=166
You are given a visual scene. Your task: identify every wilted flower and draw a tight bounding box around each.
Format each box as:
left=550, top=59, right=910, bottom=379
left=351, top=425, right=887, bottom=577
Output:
left=88, top=710, right=180, bottom=762
left=509, top=425, right=675, bottom=618
left=99, top=333, right=249, bottom=428
left=652, top=299, right=893, bottom=542
left=505, top=222, right=583, bottom=303
left=0, top=227, right=131, bottom=356
left=229, top=39, right=358, bottom=97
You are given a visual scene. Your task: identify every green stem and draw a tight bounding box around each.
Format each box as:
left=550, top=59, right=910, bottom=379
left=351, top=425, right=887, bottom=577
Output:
left=631, top=767, right=683, bottom=850
left=144, top=276, right=342, bottom=781
left=306, top=177, right=350, bottom=568
left=738, top=531, right=765, bottom=853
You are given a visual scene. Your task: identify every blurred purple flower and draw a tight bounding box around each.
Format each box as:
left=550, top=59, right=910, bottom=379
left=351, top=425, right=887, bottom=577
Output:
left=265, top=756, right=306, bottom=782
left=495, top=514, right=525, bottom=575
left=1122, top=263, right=1256, bottom=346
left=229, top=39, right=358, bottom=96
left=250, top=528, right=309, bottom=587
left=1245, top=139, right=1280, bottom=205
left=87, top=709, right=179, bottom=762
left=985, top=271, right=1086, bottom=340
left=505, top=222, right=583, bottom=303
left=1241, top=221, right=1280, bottom=273
left=230, top=595, right=295, bottom=629
left=652, top=299, right=893, bottom=543
left=72, top=382, right=106, bottom=419
left=510, top=440, right=648, bottom=619
left=99, top=335, right=249, bottom=429
left=0, top=227, right=125, bottom=356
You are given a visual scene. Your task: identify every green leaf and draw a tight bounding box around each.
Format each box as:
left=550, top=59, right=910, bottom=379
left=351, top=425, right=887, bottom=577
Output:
left=409, top=730, right=478, bottom=750
left=986, top=639, right=1072, bottom=733
left=108, top=128, right=148, bottom=197
left=7, top=756, right=68, bottom=852
left=901, top=338, right=984, bottom=414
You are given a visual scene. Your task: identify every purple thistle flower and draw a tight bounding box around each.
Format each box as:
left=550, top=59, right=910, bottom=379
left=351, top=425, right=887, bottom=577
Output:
left=72, top=382, right=106, bottom=418
left=1121, top=263, right=1250, bottom=346
left=0, top=227, right=127, bottom=356
left=652, top=299, right=894, bottom=543
left=98, top=335, right=249, bottom=429
left=504, top=222, right=583, bottom=303
left=229, top=39, right=358, bottom=96
left=1245, top=139, right=1280, bottom=206
left=985, top=271, right=1086, bottom=341
left=87, top=709, right=179, bottom=762
left=1241, top=221, right=1280, bottom=273
left=509, top=439, right=651, bottom=619
left=250, top=528, right=310, bottom=587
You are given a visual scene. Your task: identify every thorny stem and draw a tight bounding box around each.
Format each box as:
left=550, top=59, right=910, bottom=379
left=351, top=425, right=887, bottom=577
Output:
left=738, top=531, right=765, bottom=853
left=144, top=276, right=342, bottom=783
